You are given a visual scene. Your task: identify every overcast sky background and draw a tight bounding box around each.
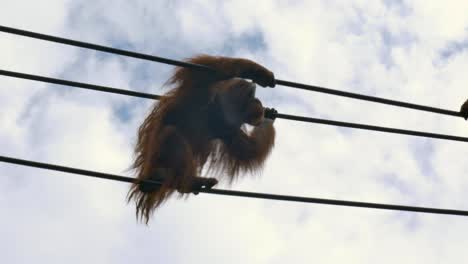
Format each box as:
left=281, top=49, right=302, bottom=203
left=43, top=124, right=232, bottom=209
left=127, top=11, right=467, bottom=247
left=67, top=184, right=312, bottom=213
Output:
left=1, top=0, right=468, bottom=263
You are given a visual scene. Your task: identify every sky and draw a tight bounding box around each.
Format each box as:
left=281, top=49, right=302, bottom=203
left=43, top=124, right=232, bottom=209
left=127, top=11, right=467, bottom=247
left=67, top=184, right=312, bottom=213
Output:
left=1, top=0, right=468, bottom=263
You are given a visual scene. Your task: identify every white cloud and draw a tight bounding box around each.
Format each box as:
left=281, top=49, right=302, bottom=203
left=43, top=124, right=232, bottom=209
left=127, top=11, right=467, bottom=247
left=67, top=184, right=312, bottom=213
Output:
left=1, top=0, right=468, bottom=263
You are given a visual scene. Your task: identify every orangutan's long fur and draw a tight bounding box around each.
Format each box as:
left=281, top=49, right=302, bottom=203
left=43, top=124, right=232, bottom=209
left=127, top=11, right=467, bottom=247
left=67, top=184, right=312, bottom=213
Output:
left=127, top=55, right=276, bottom=223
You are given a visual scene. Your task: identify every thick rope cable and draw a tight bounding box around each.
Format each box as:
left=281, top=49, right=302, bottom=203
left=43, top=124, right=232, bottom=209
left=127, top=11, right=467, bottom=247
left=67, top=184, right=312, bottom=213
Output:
left=1, top=69, right=467, bottom=143
left=1, top=155, right=468, bottom=217
left=0, top=25, right=463, bottom=118
left=0, top=69, right=161, bottom=100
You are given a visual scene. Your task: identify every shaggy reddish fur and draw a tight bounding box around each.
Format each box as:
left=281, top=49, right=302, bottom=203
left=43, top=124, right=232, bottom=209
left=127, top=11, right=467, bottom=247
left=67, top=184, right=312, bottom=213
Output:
left=127, top=55, right=276, bottom=223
